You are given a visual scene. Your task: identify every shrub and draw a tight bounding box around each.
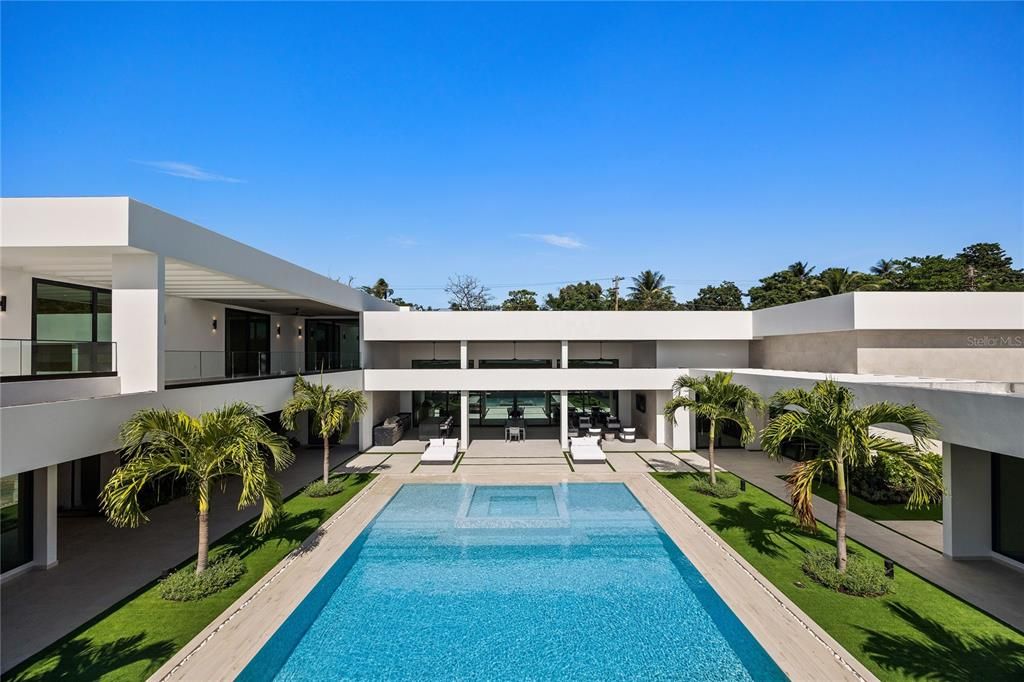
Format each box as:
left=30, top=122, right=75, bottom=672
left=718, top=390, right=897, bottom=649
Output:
left=158, top=554, right=246, bottom=602
left=304, top=477, right=349, bottom=497
left=802, top=547, right=893, bottom=597
left=689, top=476, right=739, bottom=499
left=821, top=451, right=942, bottom=505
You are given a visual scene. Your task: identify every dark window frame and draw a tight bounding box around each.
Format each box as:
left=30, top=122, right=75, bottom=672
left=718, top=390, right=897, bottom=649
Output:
left=31, top=277, right=110, bottom=343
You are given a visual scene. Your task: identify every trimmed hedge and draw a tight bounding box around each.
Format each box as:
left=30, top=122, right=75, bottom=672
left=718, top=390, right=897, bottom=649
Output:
left=689, top=476, right=740, bottom=498
left=822, top=451, right=942, bottom=505
left=802, top=547, right=893, bottom=597
left=303, top=477, right=351, bottom=497
left=157, top=555, right=246, bottom=602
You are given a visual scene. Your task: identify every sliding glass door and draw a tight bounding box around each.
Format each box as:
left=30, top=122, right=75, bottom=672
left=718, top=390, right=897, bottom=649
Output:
left=225, top=308, right=270, bottom=377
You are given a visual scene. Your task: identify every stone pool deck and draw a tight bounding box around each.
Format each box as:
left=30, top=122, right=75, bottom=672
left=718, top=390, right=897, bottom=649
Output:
left=154, top=471, right=874, bottom=682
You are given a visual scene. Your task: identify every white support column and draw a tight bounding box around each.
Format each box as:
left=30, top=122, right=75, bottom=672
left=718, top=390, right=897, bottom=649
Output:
left=654, top=389, right=671, bottom=445
left=359, top=392, right=375, bottom=451
left=745, top=406, right=768, bottom=451
left=112, top=254, right=165, bottom=393
left=560, top=389, right=569, bottom=449
left=460, top=340, right=469, bottom=369
left=560, top=340, right=569, bottom=369
left=460, top=390, right=469, bottom=448
left=33, top=465, right=58, bottom=569
left=943, top=443, right=992, bottom=559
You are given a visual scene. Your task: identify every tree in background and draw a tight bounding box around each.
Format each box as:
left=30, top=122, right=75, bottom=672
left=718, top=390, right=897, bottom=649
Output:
left=445, top=274, right=492, bottom=310
left=101, top=403, right=293, bottom=574
left=501, top=289, right=539, bottom=311
left=870, top=258, right=898, bottom=277
left=389, top=296, right=430, bottom=311
left=815, top=268, right=879, bottom=297
left=545, top=281, right=610, bottom=310
left=626, top=270, right=676, bottom=310
left=681, top=281, right=745, bottom=311
left=361, top=278, right=393, bottom=300
left=956, top=243, right=1024, bottom=291
left=761, top=380, right=941, bottom=572
left=281, top=374, right=367, bottom=484
left=747, top=263, right=819, bottom=309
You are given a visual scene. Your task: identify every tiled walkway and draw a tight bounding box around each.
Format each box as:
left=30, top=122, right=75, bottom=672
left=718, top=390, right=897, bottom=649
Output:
left=339, top=438, right=702, bottom=476
left=711, top=449, right=1024, bottom=632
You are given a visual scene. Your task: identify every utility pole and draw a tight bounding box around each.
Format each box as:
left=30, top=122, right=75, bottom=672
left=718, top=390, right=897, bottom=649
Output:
left=610, top=275, right=624, bottom=311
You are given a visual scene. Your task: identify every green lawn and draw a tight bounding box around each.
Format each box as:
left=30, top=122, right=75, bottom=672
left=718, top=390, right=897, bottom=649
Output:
left=4, top=473, right=375, bottom=682
left=654, top=471, right=1024, bottom=682
left=805, top=478, right=943, bottom=522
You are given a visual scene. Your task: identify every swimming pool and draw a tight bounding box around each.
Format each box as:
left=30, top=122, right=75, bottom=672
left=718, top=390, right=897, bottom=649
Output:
left=239, top=483, right=785, bottom=681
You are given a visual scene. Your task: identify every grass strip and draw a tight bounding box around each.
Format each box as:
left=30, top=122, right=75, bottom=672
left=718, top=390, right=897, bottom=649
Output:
left=652, top=471, right=1024, bottom=682
left=5, top=473, right=375, bottom=682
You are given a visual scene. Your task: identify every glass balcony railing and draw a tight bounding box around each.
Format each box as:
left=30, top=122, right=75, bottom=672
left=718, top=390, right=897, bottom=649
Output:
left=0, top=339, right=117, bottom=378
left=165, top=351, right=359, bottom=385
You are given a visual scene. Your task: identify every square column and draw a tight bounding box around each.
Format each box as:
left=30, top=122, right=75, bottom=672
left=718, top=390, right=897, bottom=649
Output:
left=33, top=465, right=58, bottom=569
left=560, top=389, right=569, bottom=449
left=560, top=340, right=569, bottom=368
left=460, top=340, right=468, bottom=369
left=943, top=443, right=992, bottom=559
left=654, top=390, right=672, bottom=445
left=112, top=254, right=165, bottom=393
left=460, top=390, right=469, bottom=448
left=745, top=406, right=768, bottom=451
left=359, top=392, right=375, bottom=451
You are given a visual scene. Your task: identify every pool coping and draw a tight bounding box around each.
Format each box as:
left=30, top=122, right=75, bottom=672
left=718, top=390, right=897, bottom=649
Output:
left=151, top=472, right=877, bottom=682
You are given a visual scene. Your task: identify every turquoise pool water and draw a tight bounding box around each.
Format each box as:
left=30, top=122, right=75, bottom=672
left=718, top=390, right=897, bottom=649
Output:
left=238, top=484, right=785, bottom=681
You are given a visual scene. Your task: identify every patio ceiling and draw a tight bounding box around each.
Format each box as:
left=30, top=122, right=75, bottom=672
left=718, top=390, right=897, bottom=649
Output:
left=1, top=248, right=357, bottom=315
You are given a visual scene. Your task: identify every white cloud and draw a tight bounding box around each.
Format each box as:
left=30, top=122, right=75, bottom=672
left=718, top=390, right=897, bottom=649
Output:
left=518, top=233, right=584, bottom=249
left=135, top=161, right=244, bottom=183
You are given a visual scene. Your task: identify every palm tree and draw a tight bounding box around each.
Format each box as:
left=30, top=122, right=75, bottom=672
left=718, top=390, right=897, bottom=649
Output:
left=787, top=261, right=816, bottom=280
left=663, top=371, right=765, bottom=485
left=815, top=267, right=879, bottom=296
left=101, top=403, right=293, bottom=574
left=628, top=270, right=675, bottom=309
left=362, top=278, right=393, bottom=301
left=280, top=373, right=367, bottom=484
left=760, top=380, right=941, bottom=572
left=870, top=259, right=897, bottom=277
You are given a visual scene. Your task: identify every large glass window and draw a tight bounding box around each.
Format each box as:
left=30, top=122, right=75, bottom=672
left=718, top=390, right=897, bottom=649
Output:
left=1, top=472, right=33, bottom=573
left=306, top=319, right=359, bottom=371
left=993, top=453, right=1024, bottom=563
left=32, top=279, right=113, bottom=374
left=564, top=359, right=619, bottom=368
left=411, top=359, right=461, bottom=369
left=477, top=359, right=552, bottom=369
left=695, top=417, right=744, bottom=449
left=567, top=391, right=618, bottom=426
left=225, top=308, right=271, bottom=377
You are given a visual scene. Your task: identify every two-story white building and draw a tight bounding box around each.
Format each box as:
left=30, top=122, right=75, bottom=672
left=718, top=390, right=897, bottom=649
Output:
left=2, top=197, right=1022, bottom=585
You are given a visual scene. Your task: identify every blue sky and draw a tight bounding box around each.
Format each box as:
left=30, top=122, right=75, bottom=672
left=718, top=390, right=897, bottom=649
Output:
left=3, top=2, right=1021, bottom=307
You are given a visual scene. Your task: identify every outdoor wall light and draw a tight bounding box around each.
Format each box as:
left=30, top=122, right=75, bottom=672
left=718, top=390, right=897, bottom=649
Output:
left=276, top=324, right=281, bottom=337
left=297, top=326, right=303, bottom=338
left=0, top=295, right=6, bottom=312
left=211, top=317, right=218, bottom=332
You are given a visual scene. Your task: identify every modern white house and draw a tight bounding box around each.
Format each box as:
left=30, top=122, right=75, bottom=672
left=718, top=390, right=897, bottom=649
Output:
left=2, top=196, right=1022, bottom=586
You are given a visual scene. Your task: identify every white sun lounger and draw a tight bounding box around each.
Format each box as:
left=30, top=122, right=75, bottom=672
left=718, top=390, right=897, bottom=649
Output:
left=569, top=436, right=605, bottom=463
left=421, top=438, right=459, bottom=464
